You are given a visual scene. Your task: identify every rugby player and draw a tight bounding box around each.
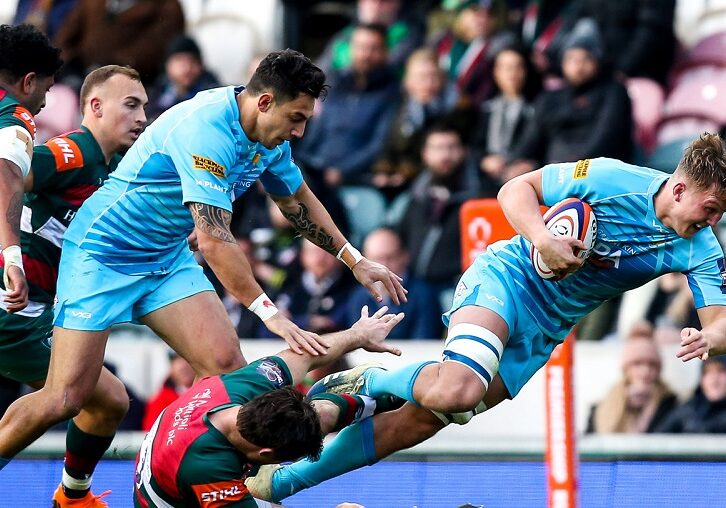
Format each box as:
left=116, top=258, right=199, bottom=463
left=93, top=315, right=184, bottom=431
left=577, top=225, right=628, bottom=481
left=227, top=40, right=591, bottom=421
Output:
left=135, top=306, right=402, bottom=507
left=247, top=134, right=726, bottom=502
left=0, top=24, right=62, bottom=314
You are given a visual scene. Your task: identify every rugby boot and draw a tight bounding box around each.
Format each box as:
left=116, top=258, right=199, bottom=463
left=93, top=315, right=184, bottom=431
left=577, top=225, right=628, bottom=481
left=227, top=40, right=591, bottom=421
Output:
left=52, top=484, right=110, bottom=507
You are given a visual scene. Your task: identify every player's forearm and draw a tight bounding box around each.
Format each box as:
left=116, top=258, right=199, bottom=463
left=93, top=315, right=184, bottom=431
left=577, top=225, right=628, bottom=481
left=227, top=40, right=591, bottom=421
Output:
left=273, top=183, right=347, bottom=256
left=0, top=162, right=23, bottom=249
left=198, top=235, right=266, bottom=307
left=498, top=176, right=549, bottom=248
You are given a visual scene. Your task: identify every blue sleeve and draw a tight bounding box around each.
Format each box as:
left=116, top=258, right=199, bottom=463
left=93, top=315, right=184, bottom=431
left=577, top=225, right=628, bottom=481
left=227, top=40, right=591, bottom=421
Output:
left=258, top=142, right=304, bottom=197
left=540, top=158, right=638, bottom=206
left=685, top=234, right=726, bottom=308
left=163, top=116, right=236, bottom=212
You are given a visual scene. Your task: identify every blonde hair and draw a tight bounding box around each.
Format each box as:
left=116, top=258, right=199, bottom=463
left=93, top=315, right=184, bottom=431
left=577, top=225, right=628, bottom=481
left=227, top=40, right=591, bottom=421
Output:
left=677, top=133, right=726, bottom=198
left=79, top=65, right=141, bottom=113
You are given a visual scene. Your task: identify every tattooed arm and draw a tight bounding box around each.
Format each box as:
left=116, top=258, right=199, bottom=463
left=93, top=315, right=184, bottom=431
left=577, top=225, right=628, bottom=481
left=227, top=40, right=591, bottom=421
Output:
left=271, top=182, right=408, bottom=304
left=0, top=159, right=28, bottom=311
left=188, top=202, right=328, bottom=355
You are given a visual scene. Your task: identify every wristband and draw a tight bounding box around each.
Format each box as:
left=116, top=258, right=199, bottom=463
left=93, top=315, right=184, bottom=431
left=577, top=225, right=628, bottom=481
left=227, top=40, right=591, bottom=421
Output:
left=248, top=292, right=278, bottom=321
left=2, top=245, right=24, bottom=289
left=336, top=242, right=363, bottom=269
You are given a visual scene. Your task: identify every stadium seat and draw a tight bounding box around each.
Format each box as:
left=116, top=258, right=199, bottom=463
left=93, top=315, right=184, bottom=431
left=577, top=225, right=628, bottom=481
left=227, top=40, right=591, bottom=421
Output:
left=675, top=0, right=726, bottom=47
left=33, top=83, right=79, bottom=143
left=338, top=186, right=387, bottom=246
left=626, top=78, right=665, bottom=154
left=662, top=72, right=726, bottom=126
left=656, top=116, right=719, bottom=146
left=385, top=192, right=411, bottom=226
left=647, top=138, right=692, bottom=173
left=684, top=31, right=726, bottom=68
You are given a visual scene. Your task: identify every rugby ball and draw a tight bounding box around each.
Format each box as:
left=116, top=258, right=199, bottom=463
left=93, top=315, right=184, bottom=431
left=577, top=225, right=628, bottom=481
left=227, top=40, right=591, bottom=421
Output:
left=530, top=198, right=597, bottom=280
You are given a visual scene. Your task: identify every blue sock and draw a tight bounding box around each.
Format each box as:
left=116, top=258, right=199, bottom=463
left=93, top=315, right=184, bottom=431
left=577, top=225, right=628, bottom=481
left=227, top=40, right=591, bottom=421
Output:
left=0, top=456, right=10, bottom=471
left=363, top=360, right=437, bottom=403
left=271, top=417, right=377, bottom=501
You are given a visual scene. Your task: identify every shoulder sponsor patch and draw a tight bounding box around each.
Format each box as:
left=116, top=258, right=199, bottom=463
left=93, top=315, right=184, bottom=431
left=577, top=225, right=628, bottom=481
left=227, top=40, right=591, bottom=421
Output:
left=192, top=480, right=249, bottom=507
left=12, top=105, right=36, bottom=138
left=255, top=358, right=287, bottom=388
left=193, top=154, right=226, bottom=178
left=46, top=136, right=84, bottom=171
left=573, top=159, right=591, bottom=179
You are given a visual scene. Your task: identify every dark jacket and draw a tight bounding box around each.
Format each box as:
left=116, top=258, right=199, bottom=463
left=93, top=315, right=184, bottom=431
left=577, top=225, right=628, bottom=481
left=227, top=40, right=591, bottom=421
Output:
left=511, top=76, right=633, bottom=165
left=570, top=0, right=676, bottom=84
left=294, top=66, right=400, bottom=183
left=654, top=389, right=726, bottom=434
left=397, top=165, right=479, bottom=285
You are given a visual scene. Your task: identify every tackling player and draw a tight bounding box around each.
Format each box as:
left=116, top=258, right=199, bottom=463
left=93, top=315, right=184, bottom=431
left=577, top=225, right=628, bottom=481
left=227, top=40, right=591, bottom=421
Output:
left=0, top=65, right=148, bottom=507
left=0, top=24, right=62, bottom=314
left=247, top=134, right=726, bottom=502
left=0, top=49, right=407, bottom=481
left=135, top=306, right=402, bottom=507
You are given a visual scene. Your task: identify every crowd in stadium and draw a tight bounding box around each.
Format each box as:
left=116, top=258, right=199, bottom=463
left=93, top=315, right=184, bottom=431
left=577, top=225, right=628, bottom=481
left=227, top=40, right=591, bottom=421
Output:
left=2, top=0, right=726, bottom=439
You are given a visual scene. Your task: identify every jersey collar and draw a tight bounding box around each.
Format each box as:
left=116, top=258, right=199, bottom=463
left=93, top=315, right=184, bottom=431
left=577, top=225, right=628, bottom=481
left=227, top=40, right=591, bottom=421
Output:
left=647, top=172, right=674, bottom=234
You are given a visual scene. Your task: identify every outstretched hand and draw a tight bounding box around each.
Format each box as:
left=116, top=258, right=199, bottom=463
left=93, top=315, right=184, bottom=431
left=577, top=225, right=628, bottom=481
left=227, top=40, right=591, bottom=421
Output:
left=351, top=305, right=403, bottom=356
left=676, top=327, right=710, bottom=362
left=264, top=313, right=330, bottom=356
left=352, top=258, right=408, bottom=305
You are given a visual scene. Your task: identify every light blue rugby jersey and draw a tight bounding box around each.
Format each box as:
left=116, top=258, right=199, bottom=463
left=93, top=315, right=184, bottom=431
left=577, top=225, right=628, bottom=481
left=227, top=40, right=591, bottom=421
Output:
left=64, top=86, right=303, bottom=275
left=484, top=157, right=726, bottom=340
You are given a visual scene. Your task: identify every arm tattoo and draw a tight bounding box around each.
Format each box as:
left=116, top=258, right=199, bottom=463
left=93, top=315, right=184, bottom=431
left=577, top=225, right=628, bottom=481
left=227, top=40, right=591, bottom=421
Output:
left=189, top=202, right=235, bottom=243
left=281, top=202, right=337, bottom=255
left=5, top=190, right=22, bottom=239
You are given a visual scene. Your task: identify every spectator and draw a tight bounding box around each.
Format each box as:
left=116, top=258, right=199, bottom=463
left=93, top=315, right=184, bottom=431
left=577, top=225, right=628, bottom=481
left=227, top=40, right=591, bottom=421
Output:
left=655, top=356, right=726, bottom=434
left=470, top=44, right=540, bottom=196
left=147, top=36, right=220, bottom=122
left=569, top=1, right=676, bottom=84
left=586, top=331, right=677, bottom=433
left=54, top=0, right=184, bottom=87
left=13, top=0, right=78, bottom=39
left=517, top=0, right=575, bottom=76
left=266, top=240, right=356, bottom=336
left=295, top=23, right=400, bottom=187
left=318, top=0, right=424, bottom=74
left=348, top=228, right=444, bottom=339
left=142, top=353, right=195, bottom=431
left=432, top=0, right=515, bottom=107
left=372, top=48, right=465, bottom=198
left=397, top=124, right=479, bottom=292
left=507, top=19, right=633, bottom=178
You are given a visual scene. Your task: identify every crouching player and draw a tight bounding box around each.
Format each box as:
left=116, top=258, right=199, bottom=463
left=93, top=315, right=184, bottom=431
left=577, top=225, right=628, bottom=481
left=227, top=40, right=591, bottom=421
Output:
left=246, top=134, right=726, bottom=502
left=134, top=306, right=403, bottom=507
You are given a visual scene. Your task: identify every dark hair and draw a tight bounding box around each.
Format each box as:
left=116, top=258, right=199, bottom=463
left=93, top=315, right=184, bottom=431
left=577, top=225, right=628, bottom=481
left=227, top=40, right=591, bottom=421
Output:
left=354, top=22, right=388, bottom=41
left=79, top=65, right=141, bottom=112
left=237, top=387, right=323, bottom=462
left=424, top=121, right=464, bottom=143
left=0, top=24, right=63, bottom=82
left=678, top=133, right=726, bottom=199
left=491, top=43, right=542, bottom=101
left=246, top=49, right=327, bottom=102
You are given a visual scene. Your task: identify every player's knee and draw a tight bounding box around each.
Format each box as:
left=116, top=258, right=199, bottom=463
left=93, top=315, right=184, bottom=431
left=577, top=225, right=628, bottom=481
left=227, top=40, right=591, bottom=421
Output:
left=102, top=381, right=130, bottom=424
left=195, top=346, right=244, bottom=376
left=422, top=377, right=485, bottom=414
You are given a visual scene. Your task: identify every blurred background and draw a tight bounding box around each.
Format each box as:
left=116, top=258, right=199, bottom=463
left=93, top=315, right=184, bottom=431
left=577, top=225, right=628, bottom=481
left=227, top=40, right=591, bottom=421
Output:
left=3, top=0, right=726, bottom=506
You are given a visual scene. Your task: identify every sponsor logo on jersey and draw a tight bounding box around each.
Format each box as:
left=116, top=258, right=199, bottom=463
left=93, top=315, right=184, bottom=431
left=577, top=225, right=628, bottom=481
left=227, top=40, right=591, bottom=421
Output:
left=252, top=153, right=261, bottom=165
left=193, top=154, right=226, bottom=178
left=192, top=480, right=248, bottom=507
left=12, top=105, right=36, bottom=138
left=717, top=258, right=726, bottom=294
left=47, top=136, right=85, bottom=171
left=194, top=179, right=228, bottom=193
left=256, top=359, right=286, bottom=388
left=573, top=159, right=590, bottom=180
left=70, top=310, right=92, bottom=319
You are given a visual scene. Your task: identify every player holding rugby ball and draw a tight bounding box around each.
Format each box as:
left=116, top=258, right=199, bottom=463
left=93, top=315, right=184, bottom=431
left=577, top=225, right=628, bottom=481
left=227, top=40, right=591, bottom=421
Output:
left=247, top=133, right=726, bottom=503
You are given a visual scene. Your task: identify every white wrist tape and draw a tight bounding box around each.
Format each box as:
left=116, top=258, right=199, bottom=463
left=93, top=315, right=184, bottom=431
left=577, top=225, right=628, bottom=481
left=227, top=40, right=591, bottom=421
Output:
left=2, top=245, right=24, bottom=288
left=336, top=242, right=363, bottom=269
left=248, top=292, right=278, bottom=321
